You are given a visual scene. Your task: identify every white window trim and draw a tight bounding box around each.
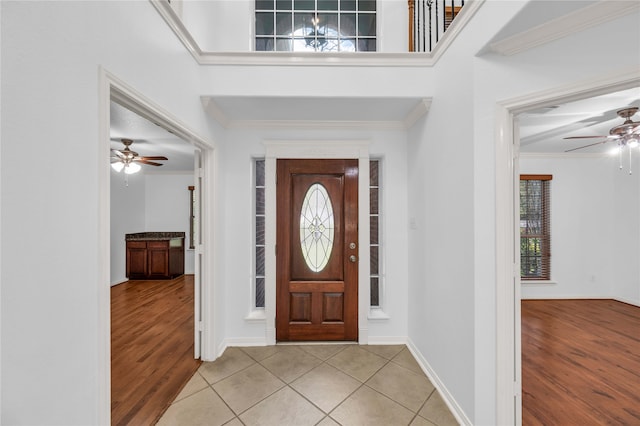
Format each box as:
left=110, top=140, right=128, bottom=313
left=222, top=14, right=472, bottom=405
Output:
left=521, top=280, right=557, bottom=286
left=264, top=140, right=371, bottom=344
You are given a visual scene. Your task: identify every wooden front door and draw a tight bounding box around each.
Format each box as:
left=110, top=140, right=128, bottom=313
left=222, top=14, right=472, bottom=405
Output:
left=276, top=159, right=358, bottom=341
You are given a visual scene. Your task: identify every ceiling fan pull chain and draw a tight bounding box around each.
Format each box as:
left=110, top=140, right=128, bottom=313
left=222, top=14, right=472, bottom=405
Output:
left=619, top=145, right=623, bottom=170
left=629, top=145, right=633, bottom=175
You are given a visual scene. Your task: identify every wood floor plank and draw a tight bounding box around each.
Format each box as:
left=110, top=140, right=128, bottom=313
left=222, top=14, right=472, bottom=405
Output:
left=522, top=299, right=640, bottom=425
left=111, top=275, right=201, bottom=426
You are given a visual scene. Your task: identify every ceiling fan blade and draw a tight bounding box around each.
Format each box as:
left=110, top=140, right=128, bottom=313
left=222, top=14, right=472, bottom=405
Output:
left=138, top=156, right=168, bottom=161
left=111, top=149, right=126, bottom=158
left=563, top=135, right=608, bottom=140
left=564, top=140, right=609, bottom=153
left=134, top=159, right=164, bottom=166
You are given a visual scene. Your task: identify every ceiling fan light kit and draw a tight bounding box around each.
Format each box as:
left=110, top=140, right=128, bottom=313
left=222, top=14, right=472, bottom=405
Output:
left=564, top=107, right=640, bottom=175
left=110, top=138, right=168, bottom=175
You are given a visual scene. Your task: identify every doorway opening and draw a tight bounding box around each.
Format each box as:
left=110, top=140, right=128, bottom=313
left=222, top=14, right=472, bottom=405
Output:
left=495, top=71, right=639, bottom=425
left=263, top=141, right=370, bottom=345
left=98, top=70, right=215, bottom=424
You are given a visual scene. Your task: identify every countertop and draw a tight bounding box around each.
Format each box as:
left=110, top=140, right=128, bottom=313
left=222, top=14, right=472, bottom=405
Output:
left=125, top=232, right=185, bottom=241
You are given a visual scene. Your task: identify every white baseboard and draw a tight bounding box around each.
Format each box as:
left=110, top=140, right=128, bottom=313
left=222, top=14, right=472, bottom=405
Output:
left=222, top=337, right=268, bottom=348
left=521, top=294, right=611, bottom=300
left=406, top=338, right=471, bottom=426
left=358, top=327, right=368, bottom=345
left=111, top=278, right=128, bottom=286
left=614, top=297, right=640, bottom=308
left=521, top=296, right=640, bottom=307
left=367, top=335, right=408, bottom=345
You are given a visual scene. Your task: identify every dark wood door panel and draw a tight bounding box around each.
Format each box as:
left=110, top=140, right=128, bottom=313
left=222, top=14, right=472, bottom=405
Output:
left=276, top=159, right=358, bottom=342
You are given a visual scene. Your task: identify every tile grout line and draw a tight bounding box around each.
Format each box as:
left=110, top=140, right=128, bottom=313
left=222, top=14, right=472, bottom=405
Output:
left=221, top=345, right=331, bottom=421
left=322, top=346, right=395, bottom=422
left=172, top=345, right=442, bottom=426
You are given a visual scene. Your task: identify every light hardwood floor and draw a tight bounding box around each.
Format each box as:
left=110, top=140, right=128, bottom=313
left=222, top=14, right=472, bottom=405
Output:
left=522, top=299, right=640, bottom=425
left=111, top=275, right=201, bottom=426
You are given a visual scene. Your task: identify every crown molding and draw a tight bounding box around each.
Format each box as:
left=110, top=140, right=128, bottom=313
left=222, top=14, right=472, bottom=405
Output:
left=200, top=96, right=231, bottom=128
left=201, top=96, right=431, bottom=130
left=428, top=0, right=485, bottom=63
left=197, top=51, right=434, bottom=67
left=150, top=0, right=484, bottom=68
left=500, top=67, right=640, bottom=114
left=404, top=98, right=432, bottom=128
left=489, top=0, right=640, bottom=56
left=150, top=0, right=202, bottom=62
left=520, top=152, right=608, bottom=159
left=225, top=119, right=408, bottom=131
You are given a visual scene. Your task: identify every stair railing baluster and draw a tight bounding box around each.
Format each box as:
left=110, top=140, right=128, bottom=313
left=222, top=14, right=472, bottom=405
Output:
left=427, top=0, right=432, bottom=51
left=408, top=0, right=414, bottom=51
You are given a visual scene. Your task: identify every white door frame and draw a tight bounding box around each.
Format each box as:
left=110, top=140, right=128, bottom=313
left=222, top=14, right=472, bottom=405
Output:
left=264, top=141, right=371, bottom=345
left=98, top=68, right=216, bottom=424
left=494, top=68, right=640, bottom=425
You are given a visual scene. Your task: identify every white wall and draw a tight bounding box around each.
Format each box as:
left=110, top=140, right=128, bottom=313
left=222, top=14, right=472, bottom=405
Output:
left=182, top=0, right=253, bottom=52
left=216, top=127, right=410, bottom=344
left=1, top=2, right=217, bottom=424
left=110, top=171, right=146, bottom=285
left=181, top=0, right=409, bottom=53
left=611, top=155, right=640, bottom=305
left=145, top=173, right=196, bottom=275
left=519, top=155, right=617, bottom=299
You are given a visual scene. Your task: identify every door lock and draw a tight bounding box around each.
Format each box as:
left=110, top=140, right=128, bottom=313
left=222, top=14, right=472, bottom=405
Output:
left=349, top=242, right=356, bottom=249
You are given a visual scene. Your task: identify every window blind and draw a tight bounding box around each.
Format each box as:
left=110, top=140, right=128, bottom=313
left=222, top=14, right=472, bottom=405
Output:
left=520, top=175, right=552, bottom=280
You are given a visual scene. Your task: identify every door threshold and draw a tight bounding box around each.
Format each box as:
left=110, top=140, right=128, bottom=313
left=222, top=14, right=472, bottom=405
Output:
left=276, top=341, right=358, bottom=346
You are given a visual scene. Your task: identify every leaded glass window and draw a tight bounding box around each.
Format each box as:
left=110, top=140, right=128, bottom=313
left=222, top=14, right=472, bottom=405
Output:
left=370, top=159, right=380, bottom=306
left=520, top=175, right=552, bottom=280
left=300, top=183, right=335, bottom=272
left=255, top=159, right=266, bottom=307
left=255, top=0, right=376, bottom=52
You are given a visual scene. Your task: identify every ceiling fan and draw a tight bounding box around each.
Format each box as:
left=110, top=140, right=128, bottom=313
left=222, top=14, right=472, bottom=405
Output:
left=111, top=138, right=168, bottom=174
left=563, top=107, right=640, bottom=153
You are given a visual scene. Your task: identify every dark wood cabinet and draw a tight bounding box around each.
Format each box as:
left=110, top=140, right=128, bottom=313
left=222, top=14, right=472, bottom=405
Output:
left=126, top=233, right=184, bottom=280
left=126, top=241, right=149, bottom=279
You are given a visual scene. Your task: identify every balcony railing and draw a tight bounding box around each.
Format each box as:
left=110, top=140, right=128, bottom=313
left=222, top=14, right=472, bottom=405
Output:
left=409, top=0, right=464, bottom=52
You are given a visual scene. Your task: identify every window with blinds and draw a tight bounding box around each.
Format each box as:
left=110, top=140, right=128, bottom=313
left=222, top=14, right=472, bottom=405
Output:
left=520, top=175, right=552, bottom=280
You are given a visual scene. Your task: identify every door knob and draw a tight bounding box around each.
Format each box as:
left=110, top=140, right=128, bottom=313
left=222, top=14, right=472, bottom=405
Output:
left=349, top=255, right=357, bottom=263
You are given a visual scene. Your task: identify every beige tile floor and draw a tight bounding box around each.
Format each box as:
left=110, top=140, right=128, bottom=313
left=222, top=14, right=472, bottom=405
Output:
left=157, top=344, right=459, bottom=426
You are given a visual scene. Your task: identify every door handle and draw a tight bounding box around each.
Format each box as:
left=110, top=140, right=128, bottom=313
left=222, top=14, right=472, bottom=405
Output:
left=349, top=255, right=357, bottom=263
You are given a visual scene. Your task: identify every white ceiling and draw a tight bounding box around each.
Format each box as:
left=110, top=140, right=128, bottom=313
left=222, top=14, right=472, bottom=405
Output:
left=519, top=87, right=640, bottom=154
left=488, top=0, right=599, bottom=44
left=110, top=101, right=196, bottom=173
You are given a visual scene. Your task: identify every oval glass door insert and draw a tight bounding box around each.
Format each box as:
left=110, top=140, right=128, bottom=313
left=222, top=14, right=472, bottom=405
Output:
left=300, top=183, right=335, bottom=272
